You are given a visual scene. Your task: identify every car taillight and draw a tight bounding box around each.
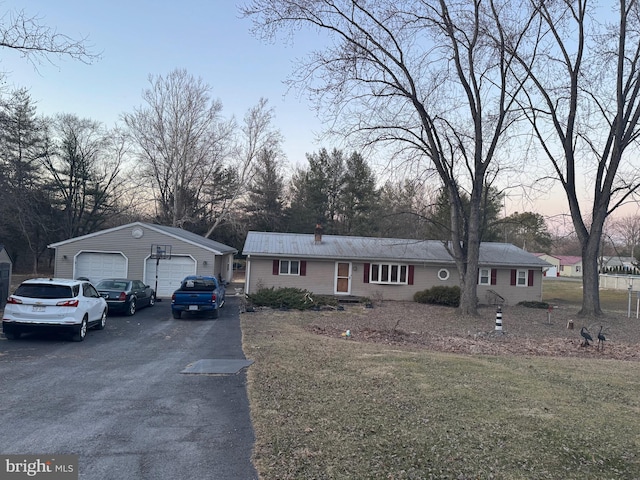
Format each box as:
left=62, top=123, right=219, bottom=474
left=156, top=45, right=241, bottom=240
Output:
left=57, top=299, right=79, bottom=307
left=211, top=292, right=217, bottom=302
left=6, top=296, right=22, bottom=304
left=118, top=292, right=126, bottom=301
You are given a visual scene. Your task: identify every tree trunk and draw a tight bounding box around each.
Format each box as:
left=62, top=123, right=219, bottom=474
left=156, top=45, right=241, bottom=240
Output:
left=579, top=235, right=603, bottom=317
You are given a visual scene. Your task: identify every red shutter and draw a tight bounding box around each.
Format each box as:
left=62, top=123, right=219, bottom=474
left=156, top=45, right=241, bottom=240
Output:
left=364, top=263, right=370, bottom=283
left=408, top=265, right=414, bottom=285
left=528, top=269, right=534, bottom=286
left=300, top=261, right=307, bottom=276
left=272, top=260, right=279, bottom=275
left=491, top=269, right=497, bottom=285
left=510, top=269, right=516, bottom=286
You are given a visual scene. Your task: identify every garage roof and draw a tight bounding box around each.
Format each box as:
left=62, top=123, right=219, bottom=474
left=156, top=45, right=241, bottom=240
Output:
left=48, top=222, right=237, bottom=255
left=243, top=231, right=551, bottom=268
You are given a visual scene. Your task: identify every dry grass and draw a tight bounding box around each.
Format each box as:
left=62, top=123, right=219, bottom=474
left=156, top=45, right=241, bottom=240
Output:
left=242, top=279, right=640, bottom=479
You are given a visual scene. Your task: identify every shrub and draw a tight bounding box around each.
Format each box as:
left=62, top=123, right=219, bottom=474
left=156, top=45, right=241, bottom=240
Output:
left=413, top=285, right=460, bottom=307
left=247, top=287, right=337, bottom=310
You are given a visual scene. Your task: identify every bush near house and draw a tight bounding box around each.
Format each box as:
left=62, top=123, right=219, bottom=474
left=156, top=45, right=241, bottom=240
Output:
left=248, top=287, right=338, bottom=310
left=413, top=285, right=460, bottom=307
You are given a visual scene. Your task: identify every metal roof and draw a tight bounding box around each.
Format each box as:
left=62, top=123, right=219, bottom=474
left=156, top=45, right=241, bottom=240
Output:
left=243, top=231, right=551, bottom=268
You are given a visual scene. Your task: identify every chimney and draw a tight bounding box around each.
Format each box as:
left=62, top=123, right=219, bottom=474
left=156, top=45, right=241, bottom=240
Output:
left=314, top=223, right=323, bottom=244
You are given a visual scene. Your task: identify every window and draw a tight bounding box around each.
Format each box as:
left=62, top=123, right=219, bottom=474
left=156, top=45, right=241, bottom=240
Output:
left=369, top=263, right=408, bottom=284
left=511, top=269, right=533, bottom=286
left=279, top=260, right=300, bottom=275
left=478, top=268, right=490, bottom=285
left=575, top=265, right=581, bottom=273
left=438, top=269, right=450, bottom=281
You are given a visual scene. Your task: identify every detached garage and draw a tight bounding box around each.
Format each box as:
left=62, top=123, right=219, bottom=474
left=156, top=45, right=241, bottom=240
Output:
left=48, top=222, right=237, bottom=297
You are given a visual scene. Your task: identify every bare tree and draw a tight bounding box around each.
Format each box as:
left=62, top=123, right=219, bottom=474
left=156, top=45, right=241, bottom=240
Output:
left=204, top=97, right=283, bottom=238
left=0, top=8, right=98, bottom=66
left=124, top=69, right=235, bottom=228
left=505, top=0, right=640, bottom=316
left=42, top=114, right=124, bottom=238
left=610, top=214, right=640, bottom=258
left=243, top=0, right=529, bottom=314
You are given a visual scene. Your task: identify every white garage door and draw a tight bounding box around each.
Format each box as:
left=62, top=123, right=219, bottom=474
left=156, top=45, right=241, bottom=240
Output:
left=145, top=256, right=196, bottom=297
left=76, top=252, right=127, bottom=283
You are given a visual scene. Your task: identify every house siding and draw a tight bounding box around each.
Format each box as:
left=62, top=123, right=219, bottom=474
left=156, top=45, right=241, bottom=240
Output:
left=53, top=224, right=233, bottom=281
left=247, top=258, right=544, bottom=304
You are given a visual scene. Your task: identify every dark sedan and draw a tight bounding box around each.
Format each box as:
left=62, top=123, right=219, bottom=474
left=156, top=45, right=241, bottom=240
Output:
left=95, top=279, right=155, bottom=316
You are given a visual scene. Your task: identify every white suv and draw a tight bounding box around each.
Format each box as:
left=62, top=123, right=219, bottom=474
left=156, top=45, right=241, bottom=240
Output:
left=2, top=278, right=108, bottom=341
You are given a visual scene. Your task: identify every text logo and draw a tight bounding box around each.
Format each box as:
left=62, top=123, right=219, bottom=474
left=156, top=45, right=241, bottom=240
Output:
left=0, top=455, right=78, bottom=480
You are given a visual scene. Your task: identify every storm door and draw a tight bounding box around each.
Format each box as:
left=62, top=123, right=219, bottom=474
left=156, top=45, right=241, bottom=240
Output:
left=335, top=262, right=352, bottom=294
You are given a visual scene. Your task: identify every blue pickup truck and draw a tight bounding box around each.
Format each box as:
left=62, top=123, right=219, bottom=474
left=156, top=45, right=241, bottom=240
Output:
left=171, top=275, right=226, bottom=319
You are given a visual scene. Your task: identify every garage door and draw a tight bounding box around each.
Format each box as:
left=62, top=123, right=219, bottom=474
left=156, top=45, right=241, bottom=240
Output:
left=145, top=256, right=196, bottom=297
left=75, top=252, right=127, bottom=283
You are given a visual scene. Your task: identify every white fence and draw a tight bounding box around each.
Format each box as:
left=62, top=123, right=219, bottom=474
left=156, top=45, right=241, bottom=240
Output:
left=599, top=274, right=640, bottom=290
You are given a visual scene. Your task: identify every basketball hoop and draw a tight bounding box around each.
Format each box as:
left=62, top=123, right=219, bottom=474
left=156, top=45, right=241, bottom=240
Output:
left=150, top=245, right=172, bottom=301
left=150, top=245, right=172, bottom=260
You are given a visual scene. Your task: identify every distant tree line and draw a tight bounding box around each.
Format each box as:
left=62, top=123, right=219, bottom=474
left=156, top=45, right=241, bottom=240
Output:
left=0, top=84, right=553, bottom=273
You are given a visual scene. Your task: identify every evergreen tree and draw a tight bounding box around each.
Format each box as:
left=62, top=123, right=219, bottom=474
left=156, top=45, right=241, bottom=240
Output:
left=340, top=152, right=378, bottom=236
left=245, top=148, right=285, bottom=232
left=498, top=211, right=552, bottom=252
left=285, top=148, right=346, bottom=233
left=429, top=186, right=503, bottom=242
left=0, top=88, right=52, bottom=271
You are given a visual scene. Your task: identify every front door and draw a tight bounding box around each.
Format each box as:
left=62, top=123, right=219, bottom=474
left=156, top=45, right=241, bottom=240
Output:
left=335, top=262, right=351, bottom=294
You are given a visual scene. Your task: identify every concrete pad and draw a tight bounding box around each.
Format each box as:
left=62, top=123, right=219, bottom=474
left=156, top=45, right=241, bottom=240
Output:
left=181, top=359, right=254, bottom=375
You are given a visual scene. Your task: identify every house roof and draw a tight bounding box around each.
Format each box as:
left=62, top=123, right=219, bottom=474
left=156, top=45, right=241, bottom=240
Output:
left=553, top=255, right=582, bottom=266
left=48, top=222, right=237, bottom=255
left=243, top=231, right=551, bottom=268
left=601, top=256, right=636, bottom=267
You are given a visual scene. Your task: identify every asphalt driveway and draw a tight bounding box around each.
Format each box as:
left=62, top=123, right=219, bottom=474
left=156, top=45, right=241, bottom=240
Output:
left=0, top=296, right=257, bottom=480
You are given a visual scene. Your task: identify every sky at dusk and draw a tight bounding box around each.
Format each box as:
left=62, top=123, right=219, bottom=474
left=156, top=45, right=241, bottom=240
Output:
left=1, top=1, right=638, bottom=225
left=0, top=0, right=327, bottom=169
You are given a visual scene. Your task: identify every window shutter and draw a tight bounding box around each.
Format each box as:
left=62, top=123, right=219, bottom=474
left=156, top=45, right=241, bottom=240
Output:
left=510, top=269, right=516, bottom=286
left=272, top=260, right=279, bottom=275
left=408, top=265, right=414, bottom=285
left=300, top=261, right=307, bottom=276
left=364, top=263, right=370, bottom=283
left=491, top=269, right=497, bottom=285
left=528, top=269, right=534, bottom=286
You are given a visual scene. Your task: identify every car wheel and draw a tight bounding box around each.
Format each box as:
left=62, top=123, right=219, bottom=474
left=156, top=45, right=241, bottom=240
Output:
left=72, top=317, right=88, bottom=342
left=126, top=297, right=137, bottom=316
left=4, top=331, right=21, bottom=340
left=149, top=294, right=156, bottom=307
left=172, top=311, right=182, bottom=319
left=95, top=309, right=107, bottom=330
left=210, top=308, right=219, bottom=319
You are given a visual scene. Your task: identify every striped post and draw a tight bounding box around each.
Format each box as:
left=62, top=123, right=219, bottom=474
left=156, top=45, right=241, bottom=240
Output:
left=495, top=306, right=503, bottom=332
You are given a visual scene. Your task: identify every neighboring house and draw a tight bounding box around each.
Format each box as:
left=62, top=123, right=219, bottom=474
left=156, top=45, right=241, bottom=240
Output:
left=242, top=230, right=551, bottom=305
left=555, top=255, right=583, bottom=278
left=48, top=222, right=237, bottom=297
left=600, top=255, right=637, bottom=273
left=0, top=245, right=13, bottom=309
left=534, top=253, right=559, bottom=277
